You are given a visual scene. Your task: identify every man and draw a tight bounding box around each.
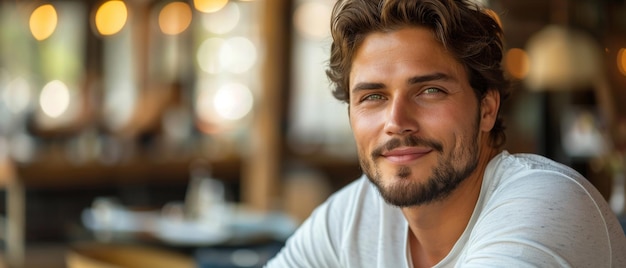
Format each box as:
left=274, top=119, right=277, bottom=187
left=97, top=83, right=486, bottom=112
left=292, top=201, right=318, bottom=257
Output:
left=267, top=0, right=626, bottom=267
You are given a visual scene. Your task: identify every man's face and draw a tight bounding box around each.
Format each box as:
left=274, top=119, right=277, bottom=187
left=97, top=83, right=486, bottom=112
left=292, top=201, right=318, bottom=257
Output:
left=348, top=27, right=487, bottom=207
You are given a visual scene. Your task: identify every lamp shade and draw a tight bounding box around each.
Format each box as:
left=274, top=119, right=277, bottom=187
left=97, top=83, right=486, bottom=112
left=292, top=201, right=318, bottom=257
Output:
left=525, top=25, right=603, bottom=91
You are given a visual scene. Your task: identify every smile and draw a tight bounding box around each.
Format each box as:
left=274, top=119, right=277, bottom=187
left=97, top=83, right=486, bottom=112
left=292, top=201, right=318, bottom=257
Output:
left=381, top=147, right=433, bottom=164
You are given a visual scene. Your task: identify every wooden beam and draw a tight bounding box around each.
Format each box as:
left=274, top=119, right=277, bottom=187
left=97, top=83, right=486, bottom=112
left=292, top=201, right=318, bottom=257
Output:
left=241, top=0, right=291, bottom=211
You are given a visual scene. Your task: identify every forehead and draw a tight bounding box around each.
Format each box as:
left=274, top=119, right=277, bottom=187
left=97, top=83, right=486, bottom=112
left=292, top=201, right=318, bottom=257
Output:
left=349, top=27, right=467, bottom=89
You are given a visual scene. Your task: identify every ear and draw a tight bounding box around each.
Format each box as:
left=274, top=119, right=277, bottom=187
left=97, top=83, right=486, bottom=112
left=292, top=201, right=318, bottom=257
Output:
left=479, top=89, right=500, bottom=132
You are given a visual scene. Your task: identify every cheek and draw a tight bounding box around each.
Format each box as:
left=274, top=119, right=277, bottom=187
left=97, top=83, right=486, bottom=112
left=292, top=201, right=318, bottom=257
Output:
left=349, top=110, right=381, bottom=142
left=423, top=105, right=477, bottom=141
left=421, top=105, right=462, bottom=128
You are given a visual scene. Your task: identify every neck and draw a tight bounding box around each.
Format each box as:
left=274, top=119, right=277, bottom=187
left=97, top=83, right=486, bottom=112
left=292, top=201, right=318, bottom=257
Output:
left=402, top=145, right=500, bottom=267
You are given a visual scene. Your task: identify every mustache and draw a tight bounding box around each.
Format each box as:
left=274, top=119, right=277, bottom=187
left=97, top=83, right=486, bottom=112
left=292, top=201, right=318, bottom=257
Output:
left=371, top=136, right=444, bottom=159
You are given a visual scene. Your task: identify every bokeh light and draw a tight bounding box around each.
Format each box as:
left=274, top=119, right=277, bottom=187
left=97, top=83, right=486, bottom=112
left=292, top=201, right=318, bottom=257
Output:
left=197, top=37, right=226, bottom=74
left=195, top=82, right=254, bottom=132
left=293, top=2, right=331, bottom=40
left=201, top=2, right=240, bottom=34
left=505, top=48, right=530, bottom=80
left=39, top=80, right=70, bottom=118
left=197, top=37, right=257, bottom=74
left=2, top=77, right=32, bottom=114
left=220, top=37, right=257, bottom=73
left=618, top=48, right=626, bottom=76
left=29, top=4, right=58, bottom=41
left=194, top=0, right=228, bottom=13
left=213, top=83, right=253, bottom=120
left=159, top=2, right=193, bottom=35
left=95, top=0, right=128, bottom=36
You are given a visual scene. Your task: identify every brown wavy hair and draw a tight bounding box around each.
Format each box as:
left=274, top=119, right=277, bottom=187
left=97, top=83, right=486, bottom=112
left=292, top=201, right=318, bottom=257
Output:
left=326, top=0, right=510, bottom=148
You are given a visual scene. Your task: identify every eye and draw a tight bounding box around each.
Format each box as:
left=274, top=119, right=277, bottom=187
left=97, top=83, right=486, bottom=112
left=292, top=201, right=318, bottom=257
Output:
left=423, top=87, right=443, bottom=94
left=362, top=93, right=385, bottom=102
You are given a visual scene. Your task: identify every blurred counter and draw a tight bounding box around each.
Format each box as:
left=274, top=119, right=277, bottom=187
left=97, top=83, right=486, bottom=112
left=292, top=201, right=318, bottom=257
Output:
left=14, top=156, right=241, bottom=189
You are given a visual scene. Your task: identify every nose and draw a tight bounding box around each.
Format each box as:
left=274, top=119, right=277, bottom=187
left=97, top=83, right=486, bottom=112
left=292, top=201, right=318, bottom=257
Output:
left=383, top=96, right=419, bottom=135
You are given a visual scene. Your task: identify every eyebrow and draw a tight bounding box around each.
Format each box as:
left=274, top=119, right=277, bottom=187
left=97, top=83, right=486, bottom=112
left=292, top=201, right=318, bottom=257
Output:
left=407, top=72, right=455, bottom=84
left=351, top=72, right=455, bottom=93
left=351, top=82, right=385, bottom=93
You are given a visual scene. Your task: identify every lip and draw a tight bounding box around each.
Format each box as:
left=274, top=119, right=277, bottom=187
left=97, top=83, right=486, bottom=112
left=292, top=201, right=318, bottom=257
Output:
left=381, top=147, right=432, bottom=164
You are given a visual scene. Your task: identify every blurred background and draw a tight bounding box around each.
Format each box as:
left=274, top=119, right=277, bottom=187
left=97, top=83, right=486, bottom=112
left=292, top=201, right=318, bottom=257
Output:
left=0, top=0, right=624, bottom=267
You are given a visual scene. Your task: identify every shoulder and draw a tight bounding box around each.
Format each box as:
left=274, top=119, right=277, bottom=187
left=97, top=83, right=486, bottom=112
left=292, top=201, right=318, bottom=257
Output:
left=483, top=152, right=604, bottom=206
left=486, top=151, right=584, bottom=184
left=484, top=152, right=613, bottom=225
left=461, top=151, right=626, bottom=266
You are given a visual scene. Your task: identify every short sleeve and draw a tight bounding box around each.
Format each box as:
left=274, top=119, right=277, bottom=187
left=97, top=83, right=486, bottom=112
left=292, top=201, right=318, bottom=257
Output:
left=458, top=170, right=617, bottom=267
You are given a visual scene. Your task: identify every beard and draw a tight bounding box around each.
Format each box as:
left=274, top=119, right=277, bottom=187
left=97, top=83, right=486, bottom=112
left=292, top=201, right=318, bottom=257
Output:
left=360, top=116, right=481, bottom=207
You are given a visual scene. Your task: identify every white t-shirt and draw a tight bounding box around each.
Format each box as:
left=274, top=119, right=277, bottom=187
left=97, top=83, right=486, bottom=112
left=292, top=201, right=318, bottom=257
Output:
left=266, top=151, right=626, bottom=267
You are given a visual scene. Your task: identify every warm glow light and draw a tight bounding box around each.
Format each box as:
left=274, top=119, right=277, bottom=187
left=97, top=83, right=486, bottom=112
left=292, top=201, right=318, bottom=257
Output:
left=505, top=48, right=530, bottom=79
left=220, top=37, right=257, bottom=73
left=293, top=2, right=331, bottom=40
left=202, top=2, right=240, bottom=34
left=525, top=25, right=602, bottom=91
left=213, top=83, right=253, bottom=120
left=194, top=0, right=228, bottom=13
left=95, top=0, right=128, bottom=36
left=29, top=4, right=58, bottom=41
left=159, top=2, right=192, bottom=35
left=197, top=38, right=226, bottom=74
left=39, top=80, right=70, bottom=118
left=618, top=48, right=626, bottom=76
